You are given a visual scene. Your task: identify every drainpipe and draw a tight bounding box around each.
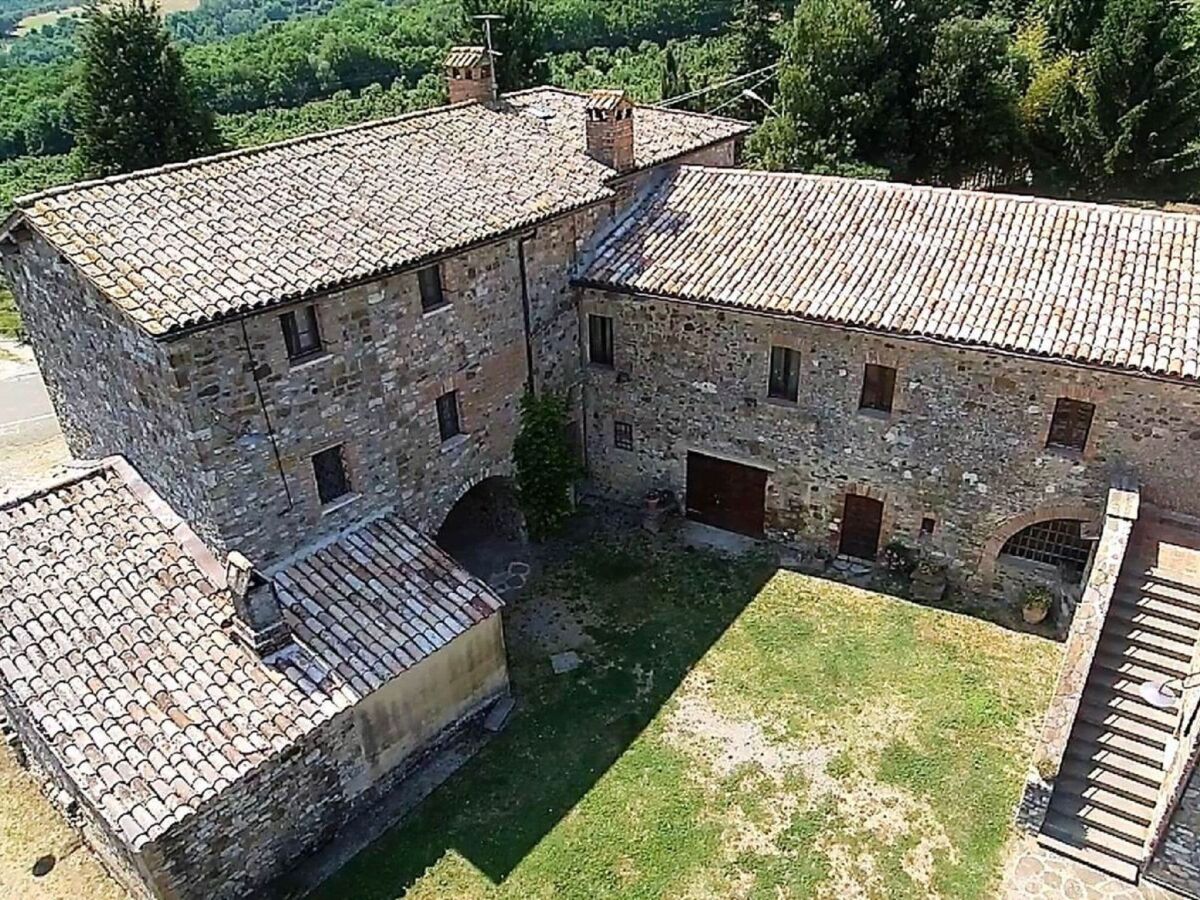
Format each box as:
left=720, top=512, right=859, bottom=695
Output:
left=239, top=318, right=294, bottom=511
left=516, top=234, right=536, bottom=396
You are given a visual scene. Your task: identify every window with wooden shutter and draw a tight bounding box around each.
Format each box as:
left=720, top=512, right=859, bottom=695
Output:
left=859, top=364, right=896, bottom=413
left=281, top=305, right=323, bottom=362
left=768, top=346, right=801, bottom=401
left=1046, top=398, right=1094, bottom=451
left=589, top=314, right=614, bottom=367
left=418, top=265, right=447, bottom=312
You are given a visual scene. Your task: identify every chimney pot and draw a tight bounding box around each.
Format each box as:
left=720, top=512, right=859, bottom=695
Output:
left=444, top=46, right=495, bottom=105
left=225, top=551, right=290, bottom=656
left=585, top=89, right=635, bottom=173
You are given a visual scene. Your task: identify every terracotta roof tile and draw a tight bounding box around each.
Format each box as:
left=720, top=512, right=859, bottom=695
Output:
left=578, top=168, right=1200, bottom=381
left=10, top=90, right=747, bottom=338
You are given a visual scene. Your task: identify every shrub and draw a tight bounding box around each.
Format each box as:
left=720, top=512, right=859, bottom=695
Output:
left=512, top=390, right=582, bottom=540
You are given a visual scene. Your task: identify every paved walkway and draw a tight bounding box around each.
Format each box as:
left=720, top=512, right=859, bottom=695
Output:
left=1002, top=837, right=1185, bottom=899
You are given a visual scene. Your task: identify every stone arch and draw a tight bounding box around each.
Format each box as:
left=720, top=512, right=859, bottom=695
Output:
left=433, top=470, right=524, bottom=575
left=425, top=462, right=515, bottom=535
left=977, top=501, right=1098, bottom=587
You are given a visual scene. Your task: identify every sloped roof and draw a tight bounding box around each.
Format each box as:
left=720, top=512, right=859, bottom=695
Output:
left=7, top=89, right=748, bottom=338
left=0, top=458, right=502, bottom=849
left=444, top=46, right=489, bottom=68
left=577, top=168, right=1200, bottom=381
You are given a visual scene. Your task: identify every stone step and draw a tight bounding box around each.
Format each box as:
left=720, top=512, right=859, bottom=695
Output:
left=1113, top=626, right=1197, bottom=663
left=1040, top=812, right=1144, bottom=877
left=1056, top=759, right=1161, bottom=804
left=1093, top=644, right=1188, bottom=680
left=1116, top=578, right=1200, bottom=617
left=1064, top=743, right=1165, bottom=788
left=1052, top=776, right=1155, bottom=827
left=1078, top=692, right=1177, bottom=734
left=1070, top=723, right=1168, bottom=768
left=1037, top=830, right=1141, bottom=882
left=1088, top=664, right=1184, bottom=702
left=1055, top=795, right=1150, bottom=843
left=1106, top=601, right=1200, bottom=646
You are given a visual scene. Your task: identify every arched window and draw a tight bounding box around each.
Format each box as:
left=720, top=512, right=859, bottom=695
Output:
left=1000, top=519, right=1093, bottom=583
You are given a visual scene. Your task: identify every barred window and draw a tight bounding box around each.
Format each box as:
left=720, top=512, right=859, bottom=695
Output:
left=614, top=420, right=634, bottom=450
left=1000, top=518, right=1093, bottom=582
left=1047, top=398, right=1094, bottom=452
left=768, top=346, right=801, bottom=401
left=859, top=364, right=896, bottom=413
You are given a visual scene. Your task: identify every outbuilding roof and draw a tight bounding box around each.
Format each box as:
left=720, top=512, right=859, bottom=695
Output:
left=0, top=458, right=502, bottom=849
left=578, top=168, right=1200, bottom=381
left=4, top=89, right=748, bottom=338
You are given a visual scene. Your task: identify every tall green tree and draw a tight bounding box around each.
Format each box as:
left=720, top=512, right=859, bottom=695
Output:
left=462, top=0, right=547, bottom=91
left=1069, top=0, right=1200, bottom=193
left=912, top=16, right=1025, bottom=184
left=75, top=0, right=218, bottom=177
left=731, top=0, right=781, bottom=104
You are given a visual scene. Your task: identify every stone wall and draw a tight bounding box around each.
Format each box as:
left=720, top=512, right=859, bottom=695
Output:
left=0, top=229, right=211, bottom=535
left=1148, top=765, right=1200, bottom=894
left=576, top=290, right=1200, bottom=581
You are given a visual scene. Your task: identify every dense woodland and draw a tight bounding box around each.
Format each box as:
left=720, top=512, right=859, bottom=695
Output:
left=2, top=0, right=1200, bottom=332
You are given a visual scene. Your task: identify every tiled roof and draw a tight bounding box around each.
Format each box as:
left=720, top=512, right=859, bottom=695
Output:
left=444, top=46, right=489, bottom=68
left=578, top=168, right=1200, bottom=381
left=585, top=89, right=631, bottom=111
left=0, top=458, right=502, bottom=849
left=9, top=89, right=748, bottom=338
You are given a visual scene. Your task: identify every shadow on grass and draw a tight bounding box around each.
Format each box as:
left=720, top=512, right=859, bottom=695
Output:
left=311, top=530, right=777, bottom=899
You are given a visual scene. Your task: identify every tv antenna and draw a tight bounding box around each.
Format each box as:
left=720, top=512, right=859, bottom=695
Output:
left=473, top=13, right=504, bottom=101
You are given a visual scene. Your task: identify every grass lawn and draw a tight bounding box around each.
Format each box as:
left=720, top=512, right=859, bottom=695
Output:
left=0, top=287, right=20, bottom=340
left=317, top=535, right=1061, bottom=900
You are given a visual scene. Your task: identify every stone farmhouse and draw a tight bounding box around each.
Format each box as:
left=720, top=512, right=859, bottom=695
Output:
left=5, top=47, right=1200, bottom=898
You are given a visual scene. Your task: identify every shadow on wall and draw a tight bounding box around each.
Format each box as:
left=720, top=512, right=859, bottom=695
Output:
left=310, top=511, right=777, bottom=897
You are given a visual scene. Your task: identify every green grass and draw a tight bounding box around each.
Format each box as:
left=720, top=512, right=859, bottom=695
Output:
left=314, top=535, right=1061, bottom=900
left=0, top=286, right=19, bottom=339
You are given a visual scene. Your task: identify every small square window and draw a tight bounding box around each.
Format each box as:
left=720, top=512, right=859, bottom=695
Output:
left=921, top=516, right=936, bottom=535
left=859, top=364, right=896, bottom=413
left=768, top=346, right=801, bottom=401
left=312, top=444, right=350, bottom=505
left=589, top=314, right=614, bottom=367
left=614, top=420, right=634, bottom=450
left=281, top=305, right=322, bottom=362
left=1047, top=398, right=1095, bottom=451
left=436, top=390, right=461, bottom=442
left=418, top=265, right=447, bottom=312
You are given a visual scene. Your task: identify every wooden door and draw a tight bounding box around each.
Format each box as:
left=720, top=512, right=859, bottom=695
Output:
left=685, top=452, right=767, bottom=537
left=839, top=494, right=883, bottom=560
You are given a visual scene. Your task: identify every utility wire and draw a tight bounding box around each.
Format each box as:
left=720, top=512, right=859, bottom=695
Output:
left=706, top=69, right=778, bottom=116
left=655, top=62, right=781, bottom=109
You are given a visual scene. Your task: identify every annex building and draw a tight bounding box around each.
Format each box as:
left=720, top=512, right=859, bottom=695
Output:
left=4, top=48, right=1200, bottom=898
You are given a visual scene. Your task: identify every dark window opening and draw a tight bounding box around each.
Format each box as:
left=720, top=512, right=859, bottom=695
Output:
left=312, top=445, right=350, bottom=505
left=921, top=516, right=936, bottom=535
left=768, top=346, right=801, bottom=401
left=418, top=265, right=447, bottom=312
left=1001, top=518, right=1093, bottom=583
left=589, top=314, right=614, bottom=367
left=614, top=421, right=633, bottom=450
left=1047, top=398, right=1095, bottom=452
left=281, top=305, right=322, bottom=362
left=437, top=390, right=462, bottom=442
left=859, top=364, right=896, bottom=413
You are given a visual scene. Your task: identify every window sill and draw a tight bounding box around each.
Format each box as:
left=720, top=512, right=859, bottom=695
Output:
left=319, top=493, right=361, bottom=517
left=288, top=351, right=329, bottom=371
left=421, top=302, right=453, bottom=319
left=439, top=433, right=470, bottom=454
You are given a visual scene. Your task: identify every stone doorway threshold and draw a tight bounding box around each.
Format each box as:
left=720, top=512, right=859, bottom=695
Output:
left=267, top=719, right=496, bottom=899
left=679, top=520, right=763, bottom=556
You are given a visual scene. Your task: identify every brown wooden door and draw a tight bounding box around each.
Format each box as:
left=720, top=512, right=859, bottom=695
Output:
left=685, top=452, right=767, bottom=537
left=839, top=494, right=883, bottom=560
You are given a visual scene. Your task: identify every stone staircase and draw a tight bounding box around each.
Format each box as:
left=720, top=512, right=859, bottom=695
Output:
left=1038, top=517, right=1200, bottom=881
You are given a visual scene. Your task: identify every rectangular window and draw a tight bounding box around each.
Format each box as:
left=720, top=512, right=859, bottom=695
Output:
left=614, top=420, right=634, bottom=450
left=921, top=516, right=936, bottom=535
left=281, top=305, right=322, bottom=362
left=418, top=265, right=446, bottom=312
left=588, top=314, right=614, bottom=367
left=1047, top=398, right=1095, bottom=451
left=859, top=364, right=896, bottom=413
left=436, top=390, right=461, bottom=442
left=768, top=346, right=801, bottom=401
left=312, top=445, right=350, bottom=505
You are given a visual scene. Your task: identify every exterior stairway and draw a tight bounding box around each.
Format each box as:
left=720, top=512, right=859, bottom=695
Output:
left=1038, top=516, right=1200, bottom=881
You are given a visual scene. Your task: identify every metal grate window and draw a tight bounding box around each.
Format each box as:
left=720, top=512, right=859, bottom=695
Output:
left=1000, top=518, right=1093, bottom=582
left=859, top=364, right=896, bottom=412
left=768, top=346, right=801, bottom=401
left=589, top=314, right=614, bottom=367
left=613, top=420, right=634, bottom=450
left=1047, top=398, right=1095, bottom=452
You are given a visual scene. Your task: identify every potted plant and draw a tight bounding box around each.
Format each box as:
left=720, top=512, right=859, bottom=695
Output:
left=1022, top=586, right=1054, bottom=624
left=911, top=554, right=948, bottom=603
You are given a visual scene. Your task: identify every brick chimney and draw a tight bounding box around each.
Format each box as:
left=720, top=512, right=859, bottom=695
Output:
left=225, top=551, right=290, bottom=655
left=444, top=46, right=495, bottom=105
left=585, top=89, right=635, bottom=173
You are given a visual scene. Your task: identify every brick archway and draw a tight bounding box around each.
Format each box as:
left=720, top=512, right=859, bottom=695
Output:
left=424, top=462, right=516, bottom=535
left=977, top=501, right=1098, bottom=587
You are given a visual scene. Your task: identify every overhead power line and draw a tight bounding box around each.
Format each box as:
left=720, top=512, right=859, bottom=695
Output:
left=655, top=62, right=781, bottom=110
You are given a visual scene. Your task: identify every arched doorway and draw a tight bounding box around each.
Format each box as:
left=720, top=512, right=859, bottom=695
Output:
left=435, top=476, right=524, bottom=578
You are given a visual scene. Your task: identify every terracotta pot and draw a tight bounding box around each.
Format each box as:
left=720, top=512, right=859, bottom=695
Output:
left=1022, top=604, right=1049, bottom=625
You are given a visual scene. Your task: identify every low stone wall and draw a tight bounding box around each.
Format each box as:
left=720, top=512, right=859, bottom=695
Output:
left=1015, top=484, right=1139, bottom=834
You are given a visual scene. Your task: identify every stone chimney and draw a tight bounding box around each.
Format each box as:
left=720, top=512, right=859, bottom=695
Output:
left=585, top=89, right=635, bottom=173
left=225, top=551, right=290, bottom=656
left=444, top=46, right=495, bottom=105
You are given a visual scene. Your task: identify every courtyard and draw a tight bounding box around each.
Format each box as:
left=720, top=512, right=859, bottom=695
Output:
left=308, top=528, right=1062, bottom=899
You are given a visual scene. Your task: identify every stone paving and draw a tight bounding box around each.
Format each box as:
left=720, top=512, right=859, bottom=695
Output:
left=1002, top=837, right=1185, bottom=900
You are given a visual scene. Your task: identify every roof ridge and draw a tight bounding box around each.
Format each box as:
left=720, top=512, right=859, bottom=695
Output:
left=675, top=165, right=1200, bottom=224
left=15, top=97, right=487, bottom=208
